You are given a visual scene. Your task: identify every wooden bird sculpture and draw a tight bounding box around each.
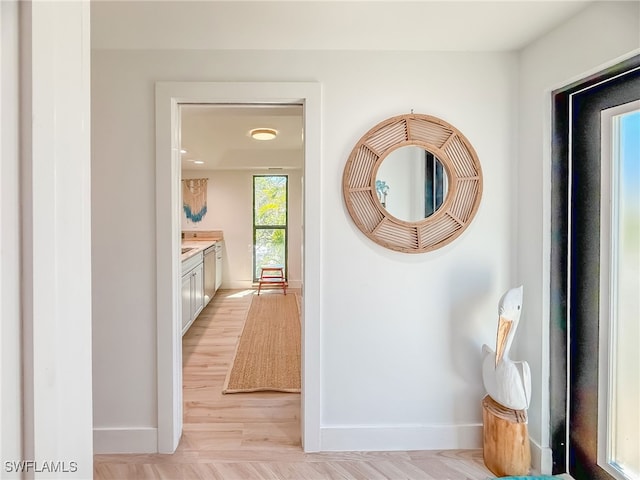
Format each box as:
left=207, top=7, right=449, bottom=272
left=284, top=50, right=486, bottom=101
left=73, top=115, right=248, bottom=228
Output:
left=481, top=286, right=531, bottom=411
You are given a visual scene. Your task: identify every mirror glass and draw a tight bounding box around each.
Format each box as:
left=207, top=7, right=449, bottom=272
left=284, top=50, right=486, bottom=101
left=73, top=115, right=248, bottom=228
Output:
left=375, top=146, right=449, bottom=222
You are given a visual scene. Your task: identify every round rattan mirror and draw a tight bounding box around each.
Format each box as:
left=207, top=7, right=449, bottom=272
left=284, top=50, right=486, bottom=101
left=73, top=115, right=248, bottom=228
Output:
left=342, top=113, right=482, bottom=253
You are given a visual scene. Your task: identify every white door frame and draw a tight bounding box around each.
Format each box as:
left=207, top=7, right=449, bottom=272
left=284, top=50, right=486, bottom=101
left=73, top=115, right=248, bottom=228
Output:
left=155, top=82, right=322, bottom=453
left=15, top=1, right=93, bottom=474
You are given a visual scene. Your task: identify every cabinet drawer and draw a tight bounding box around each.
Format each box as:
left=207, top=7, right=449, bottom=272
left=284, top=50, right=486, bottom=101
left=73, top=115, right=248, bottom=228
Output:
left=181, top=251, right=203, bottom=275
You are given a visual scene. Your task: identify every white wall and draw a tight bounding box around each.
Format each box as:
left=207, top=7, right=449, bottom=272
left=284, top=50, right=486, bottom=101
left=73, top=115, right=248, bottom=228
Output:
left=516, top=1, right=639, bottom=472
left=182, top=169, right=303, bottom=288
left=92, top=48, right=518, bottom=451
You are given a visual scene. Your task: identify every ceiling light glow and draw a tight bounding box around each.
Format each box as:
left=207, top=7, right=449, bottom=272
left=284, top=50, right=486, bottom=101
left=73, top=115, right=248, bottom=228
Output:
left=193, top=160, right=204, bottom=165
left=250, top=128, right=278, bottom=141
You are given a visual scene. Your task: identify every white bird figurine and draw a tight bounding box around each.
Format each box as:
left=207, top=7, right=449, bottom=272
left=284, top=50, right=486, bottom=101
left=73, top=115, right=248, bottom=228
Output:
left=481, top=285, right=531, bottom=411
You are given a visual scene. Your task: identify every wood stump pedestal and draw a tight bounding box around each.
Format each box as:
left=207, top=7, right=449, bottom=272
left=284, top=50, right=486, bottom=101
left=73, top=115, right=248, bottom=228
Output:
left=482, top=395, right=531, bottom=477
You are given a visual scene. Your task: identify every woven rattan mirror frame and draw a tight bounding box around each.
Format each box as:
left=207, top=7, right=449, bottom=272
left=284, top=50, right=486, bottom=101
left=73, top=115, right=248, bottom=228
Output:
left=342, top=113, right=482, bottom=253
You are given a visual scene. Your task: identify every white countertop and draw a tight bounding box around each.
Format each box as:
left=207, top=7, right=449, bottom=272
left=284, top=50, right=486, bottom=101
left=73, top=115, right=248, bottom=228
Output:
left=181, top=239, right=221, bottom=262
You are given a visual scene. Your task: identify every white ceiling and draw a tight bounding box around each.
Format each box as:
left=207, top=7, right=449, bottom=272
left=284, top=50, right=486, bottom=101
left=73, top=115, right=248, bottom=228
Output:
left=180, top=104, right=304, bottom=170
left=92, top=1, right=594, bottom=52
left=93, top=0, right=598, bottom=171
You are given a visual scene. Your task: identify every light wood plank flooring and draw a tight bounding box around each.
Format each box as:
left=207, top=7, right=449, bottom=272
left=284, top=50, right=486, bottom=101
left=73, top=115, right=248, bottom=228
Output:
left=94, top=289, right=496, bottom=479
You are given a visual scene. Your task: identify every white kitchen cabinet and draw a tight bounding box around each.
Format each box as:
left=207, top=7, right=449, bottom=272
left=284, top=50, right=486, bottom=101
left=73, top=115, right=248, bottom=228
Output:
left=192, top=262, right=204, bottom=316
left=203, top=244, right=216, bottom=307
left=215, top=241, right=223, bottom=291
left=181, top=272, right=192, bottom=333
left=181, top=252, right=204, bottom=336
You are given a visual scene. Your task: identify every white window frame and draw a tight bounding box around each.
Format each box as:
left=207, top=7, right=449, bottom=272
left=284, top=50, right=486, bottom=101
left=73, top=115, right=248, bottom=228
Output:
left=598, top=99, right=640, bottom=480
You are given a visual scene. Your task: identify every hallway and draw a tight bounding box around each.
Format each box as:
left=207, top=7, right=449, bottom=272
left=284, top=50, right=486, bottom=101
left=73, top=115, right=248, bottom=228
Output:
left=93, top=289, right=493, bottom=479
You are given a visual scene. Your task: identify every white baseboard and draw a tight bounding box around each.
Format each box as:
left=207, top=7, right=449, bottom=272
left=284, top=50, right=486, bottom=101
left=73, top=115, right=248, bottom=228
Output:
left=530, top=437, right=553, bottom=474
left=93, top=427, right=158, bottom=454
left=320, top=424, right=482, bottom=451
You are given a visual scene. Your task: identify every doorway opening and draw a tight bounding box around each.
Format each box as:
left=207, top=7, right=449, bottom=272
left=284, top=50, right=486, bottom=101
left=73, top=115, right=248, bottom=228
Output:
left=178, top=105, right=302, bottom=448
left=155, top=82, right=322, bottom=454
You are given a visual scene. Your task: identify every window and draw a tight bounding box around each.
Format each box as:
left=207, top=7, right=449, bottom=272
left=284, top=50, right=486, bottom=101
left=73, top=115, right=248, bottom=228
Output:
left=253, top=175, right=288, bottom=282
left=599, top=104, right=639, bottom=480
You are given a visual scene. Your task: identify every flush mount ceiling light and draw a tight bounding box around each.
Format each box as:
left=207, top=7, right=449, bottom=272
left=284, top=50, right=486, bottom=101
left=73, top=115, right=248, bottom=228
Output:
left=250, top=128, right=278, bottom=141
left=193, top=160, right=204, bottom=165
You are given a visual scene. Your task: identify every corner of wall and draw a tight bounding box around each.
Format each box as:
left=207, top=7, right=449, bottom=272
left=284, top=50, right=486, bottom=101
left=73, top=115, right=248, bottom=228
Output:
left=530, top=436, right=554, bottom=475
left=515, top=0, right=640, bottom=466
left=93, top=427, right=158, bottom=454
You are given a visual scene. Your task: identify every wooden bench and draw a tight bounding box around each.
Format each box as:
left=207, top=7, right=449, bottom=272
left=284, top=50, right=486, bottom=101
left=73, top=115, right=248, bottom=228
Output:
left=257, top=266, right=287, bottom=295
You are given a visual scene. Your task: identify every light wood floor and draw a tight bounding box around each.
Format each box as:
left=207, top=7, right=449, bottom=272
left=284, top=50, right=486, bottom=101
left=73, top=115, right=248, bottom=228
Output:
left=94, top=289, right=496, bottom=480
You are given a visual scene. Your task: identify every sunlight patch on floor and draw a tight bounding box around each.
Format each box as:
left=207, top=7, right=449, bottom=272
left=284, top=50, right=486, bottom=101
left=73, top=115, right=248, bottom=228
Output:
left=226, top=289, right=256, bottom=298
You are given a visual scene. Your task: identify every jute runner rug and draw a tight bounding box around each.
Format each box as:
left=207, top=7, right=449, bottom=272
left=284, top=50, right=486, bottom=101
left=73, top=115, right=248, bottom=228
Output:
left=222, top=293, right=301, bottom=393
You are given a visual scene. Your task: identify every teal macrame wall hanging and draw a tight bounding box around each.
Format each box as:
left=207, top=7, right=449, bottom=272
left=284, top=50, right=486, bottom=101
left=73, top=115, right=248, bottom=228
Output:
left=182, top=178, right=208, bottom=223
